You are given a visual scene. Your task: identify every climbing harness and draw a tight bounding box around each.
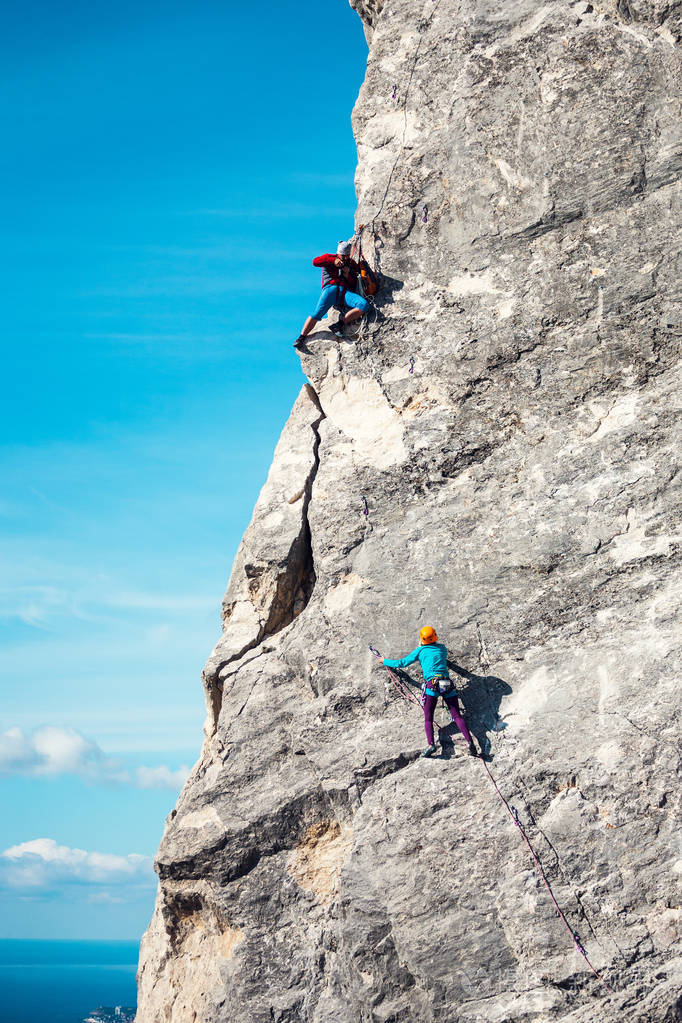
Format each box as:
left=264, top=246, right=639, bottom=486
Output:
left=369, top=645, right=422, bottom=707
left=480, top=758, right=615, bottom=996
left=423, top=673, right=455, bottom=697
left=370, top=646, right=616, bottom=996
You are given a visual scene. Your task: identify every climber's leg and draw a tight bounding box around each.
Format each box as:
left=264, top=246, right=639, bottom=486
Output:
left=339, top=290, right=369, bottom=325
left=343, top=308, right=364, bottom=325
left=444, top=693, right=473, bottom=745
left=423, top=693, right=437, bottom=746
left=298, top=316, right=318, bottom=339
left=297, top=286, right=340, bottom=340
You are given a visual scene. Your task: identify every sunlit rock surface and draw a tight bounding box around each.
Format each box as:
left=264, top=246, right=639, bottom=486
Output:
left=136, top=1, right=681, bottom=1020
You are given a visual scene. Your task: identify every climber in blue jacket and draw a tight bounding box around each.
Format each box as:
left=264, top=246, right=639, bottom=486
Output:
left=383, top=626, right=477, bottom=758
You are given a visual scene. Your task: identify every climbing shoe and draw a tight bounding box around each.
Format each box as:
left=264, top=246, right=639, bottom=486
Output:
left=421, top=744, right=438, bottom=758
left=468, top=741, right=478, bottom=758
left=293, top=335, right=306, bottom=348
left=330, top=320, right=345, bottom=337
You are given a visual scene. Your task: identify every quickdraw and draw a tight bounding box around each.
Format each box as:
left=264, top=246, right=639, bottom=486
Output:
left=422, top=204, right=428, bottom=224
left=361, top=495, right=369, bottom=517
left=408, top=356, right=415, bottom=374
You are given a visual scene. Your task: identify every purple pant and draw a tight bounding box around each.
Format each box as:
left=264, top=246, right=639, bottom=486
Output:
left=423, top=692, right=472, bottom=747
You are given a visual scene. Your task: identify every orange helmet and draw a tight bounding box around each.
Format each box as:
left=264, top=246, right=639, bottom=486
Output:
left=419, top=626, right=438, bottom=644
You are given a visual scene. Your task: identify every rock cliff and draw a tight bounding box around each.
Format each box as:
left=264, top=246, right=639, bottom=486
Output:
left=135, top=1, right=682, bottom=1021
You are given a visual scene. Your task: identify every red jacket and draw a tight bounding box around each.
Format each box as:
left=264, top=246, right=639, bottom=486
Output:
left=312, top=253, right=362, bottom=292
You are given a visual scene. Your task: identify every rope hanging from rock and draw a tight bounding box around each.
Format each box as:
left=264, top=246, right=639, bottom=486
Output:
left=369, top=0, right=444, bottom=237
left=480, top=758, right=615, bottom=996
left=349, top=226, right=363, bottom=264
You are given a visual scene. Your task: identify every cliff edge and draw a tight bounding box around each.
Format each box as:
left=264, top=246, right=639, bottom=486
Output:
left=136, top=1, right=682, bottom=1020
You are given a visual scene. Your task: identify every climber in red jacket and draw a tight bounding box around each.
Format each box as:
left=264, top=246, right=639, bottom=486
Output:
left=294, top=241, right=371, bottom=347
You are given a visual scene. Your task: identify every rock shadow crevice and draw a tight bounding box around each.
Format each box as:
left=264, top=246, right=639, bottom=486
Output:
left=202, top=388, right=325, bottom=737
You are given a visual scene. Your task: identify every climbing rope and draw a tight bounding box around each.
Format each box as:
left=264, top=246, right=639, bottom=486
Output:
left=370, top=645, right=615, bottom=995
left=349, top=227, right=363, bottom=264
left=369, top=645, right=422, bottom=706
left=368, top=0, right=445, bottom=238
left=480, top=757, right=615, bottom=996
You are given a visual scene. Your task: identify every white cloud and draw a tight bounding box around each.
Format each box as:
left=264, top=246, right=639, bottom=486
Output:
left=0, top=581, right=215, bottom=630
left=0, top=726, right=189, bottom=790
left=0, top=839, right=154, bottom=893
left=0, top=726, right=124, bottom=781
left=0, top=584, right=74, bottom=629
left=87, top=891, right=125, bottom=904
left=135, top=764, right=190, bottom=789
left=5, top=709, right=201, bottom=756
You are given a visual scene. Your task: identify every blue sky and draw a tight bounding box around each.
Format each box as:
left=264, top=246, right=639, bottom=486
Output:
left=0, top=0, right=367, bottom=939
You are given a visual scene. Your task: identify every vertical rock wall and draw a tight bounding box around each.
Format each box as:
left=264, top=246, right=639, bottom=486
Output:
left=136, top=2, right=681, bottom=1021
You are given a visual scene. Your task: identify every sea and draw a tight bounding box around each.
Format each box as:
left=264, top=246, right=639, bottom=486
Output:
left=0, top=940, right=138, bottom=1023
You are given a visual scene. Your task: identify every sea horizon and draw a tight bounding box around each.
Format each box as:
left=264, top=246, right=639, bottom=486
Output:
left=0, top=939, right=139, bottom=1023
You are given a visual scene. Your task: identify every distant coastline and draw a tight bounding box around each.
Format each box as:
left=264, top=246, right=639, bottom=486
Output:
left=0, top=940, right=138, bottom=1023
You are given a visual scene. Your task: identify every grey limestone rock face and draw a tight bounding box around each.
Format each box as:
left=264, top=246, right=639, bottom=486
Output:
left=136, top=1, right=681, bottom=1021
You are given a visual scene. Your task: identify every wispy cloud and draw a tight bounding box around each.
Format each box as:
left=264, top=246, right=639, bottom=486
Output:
left=0, top=839, right=154, bottom=893
left=134, top=764, right=189, bottom=789
left=0, top=585, right=73, bottom=630
left=0, top=726, right=190, bottom=790
left=0, top=581, right=215, bottom=632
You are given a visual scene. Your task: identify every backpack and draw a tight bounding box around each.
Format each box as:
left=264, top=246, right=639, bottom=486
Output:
left=358, top=262, right=380, bottom=298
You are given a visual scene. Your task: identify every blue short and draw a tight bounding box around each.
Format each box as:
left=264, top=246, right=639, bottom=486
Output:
left=310, top=284, right=369, bottom=320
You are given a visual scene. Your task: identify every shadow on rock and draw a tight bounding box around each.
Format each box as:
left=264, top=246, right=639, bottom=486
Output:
left=374, top=273, right=404, bottom=308
left=385, top=663, right=511, bottom=763
left=446, top=660, right=512, bottom=761
left=295, top=328, right=342, bottom=353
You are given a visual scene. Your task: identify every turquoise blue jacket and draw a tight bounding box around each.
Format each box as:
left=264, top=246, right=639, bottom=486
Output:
left=384, top=643, right=450, bottom=696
